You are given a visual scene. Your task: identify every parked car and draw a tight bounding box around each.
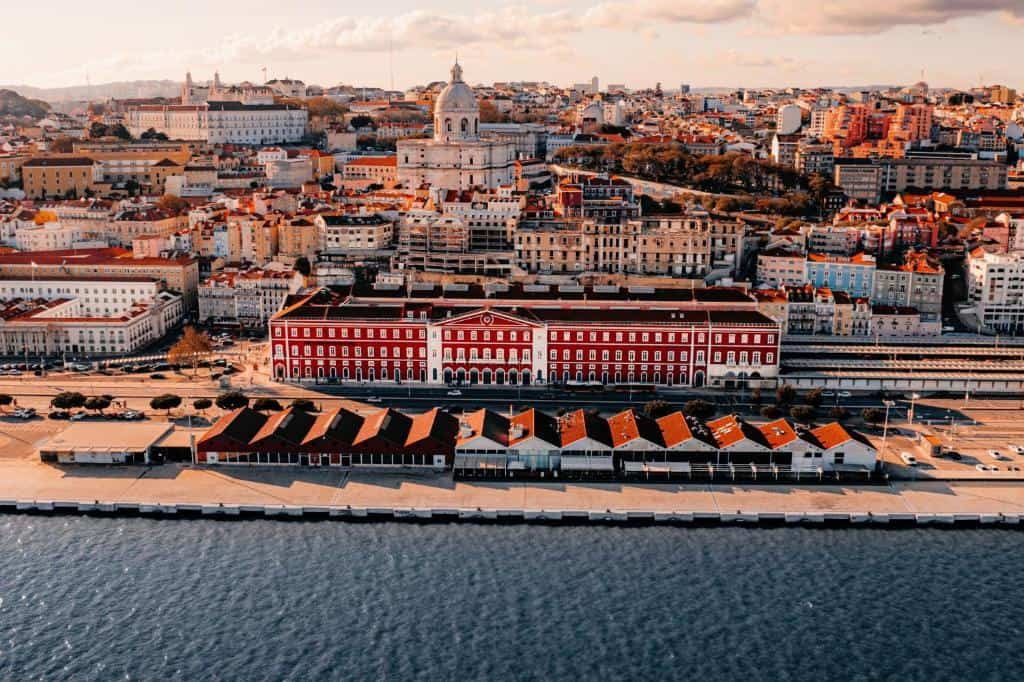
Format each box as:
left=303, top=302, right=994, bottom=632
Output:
left=899, top=452, right=918, bottom=466
left=446, top=389, right=463, bottom=396
left=70, top=411, right=88, bottom=421
left=149, top=373, right=166, bottom=380
left=122, top=410, right=144, bottom=420
left=837, top=390, right=852, bottom=398
left=976, top=464, right=994, bottom=472
left=945, top=451, right=964, bottom=460
left=71, top=362, right=91, bottom=372
left=366, top=396, right=382, bottom=403
left=48, top=410, right=70, bottom=420
left=1008, top=444, right=1024, bottom=455
left=987, top=449, right=1005, bottom=460
left=13, top=407, right=35, bottom=419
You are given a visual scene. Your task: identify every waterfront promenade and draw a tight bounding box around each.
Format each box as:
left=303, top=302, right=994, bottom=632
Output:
left=5, top=459, right=1024, bottom=524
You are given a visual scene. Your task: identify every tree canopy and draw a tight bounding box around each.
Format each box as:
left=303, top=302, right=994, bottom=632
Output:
left=150, top=394, right=182, bottom=414
left=169, top=326, right=213, bottom=372
left=216, top=391, right=249, bottom=411
left=85, top=396, right=111, bottom=413
left=51, top=392, right=87, bottom=410
left=683, top=399, right=716, bottom=420
left=252, top=398, right=283, bottom=412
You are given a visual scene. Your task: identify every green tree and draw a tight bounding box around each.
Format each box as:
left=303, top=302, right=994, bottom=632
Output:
left=750, top=388, right=762, bottom=405
left=216, top=391, right=249, bottom=411
left=84, top=396, right=111, bottom=414
left=641, top=399, right=674, bottom=419
left=829, top=406, right=849, bottom=421
left=683, top=399, right=716, bottom=420
left=293, top=256, right=312, bottom=277
left=51, top=392, right=87, bottom=410
left=861, top=407, right=885, bottom=426
left=193, top=398, right=212, bottom=414
left=252, top=398, right=283, bottom=412
left=140, top=127, right=169, bottom=140
left=760, top=405, right=781, bottom=418
left=49, top=136, right=75, bottom=153
left=109, top=123, right=131, bottom=140
left=156, top=194, right=190, bottom=214
left=289, top=398, right=317, bottom=412
left=350, top=114, right=375, bottom=129
left=776, top=384, right=797, bottom=405
left=805, top=387, right=825, bottom=408
left=150, top=394, right=182, bottom=416
left=0, top=394, right=12, bottom=412
left=789, top=405, right=816, bottom=424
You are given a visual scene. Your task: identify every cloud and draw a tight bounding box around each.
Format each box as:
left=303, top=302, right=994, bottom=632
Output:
left=757, top=0, right=1024, bottom=34
left=584, top=0, right=755, bottom=28
left=53, top=1, right=1023, bottom=85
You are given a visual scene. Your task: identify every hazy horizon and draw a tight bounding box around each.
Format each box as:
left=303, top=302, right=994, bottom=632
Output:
left=2, top=1, right=1022, bottom=92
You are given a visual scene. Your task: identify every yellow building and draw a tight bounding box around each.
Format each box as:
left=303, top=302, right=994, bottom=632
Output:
left=21, top=157, right=97, bottom=199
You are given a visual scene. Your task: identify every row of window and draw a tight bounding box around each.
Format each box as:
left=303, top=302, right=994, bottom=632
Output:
left=276, top=326, right=426, bottom=340
left=283, top=344, right=426, bottom=359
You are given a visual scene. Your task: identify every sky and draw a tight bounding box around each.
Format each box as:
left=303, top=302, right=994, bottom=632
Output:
left=3, top=0, right=1022, bottom=91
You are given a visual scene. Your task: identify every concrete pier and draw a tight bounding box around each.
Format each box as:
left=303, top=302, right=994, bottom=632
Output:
left=2, top=461, right=1024, bottom=527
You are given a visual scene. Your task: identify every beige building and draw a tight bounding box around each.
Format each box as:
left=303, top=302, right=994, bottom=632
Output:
left=514, top=216, right=710, bottom=277
left=277, top=218, right=319, bottom=259
left=72, top=142, right=191, bottom=193
left=315, top=214, right=394, bottom=253
left=340, top=156, right=399, bottom=189
left=21, top=157, right=97, bottom=199
left=198, top=267, right=304, bottom=326
left=0, top=154, right=30, bottom=184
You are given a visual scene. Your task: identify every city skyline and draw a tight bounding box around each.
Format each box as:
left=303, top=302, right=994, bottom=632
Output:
left=3, top=1, right=1022, bottom=91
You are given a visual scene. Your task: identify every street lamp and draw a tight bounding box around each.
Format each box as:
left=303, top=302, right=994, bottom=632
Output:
left=908, top=392, right=920, bottom=425
left=880, top=399, right=895, bottom=466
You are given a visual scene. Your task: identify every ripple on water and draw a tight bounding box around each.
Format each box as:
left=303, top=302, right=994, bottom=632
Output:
left=0, top=517, right=1022, bottom=681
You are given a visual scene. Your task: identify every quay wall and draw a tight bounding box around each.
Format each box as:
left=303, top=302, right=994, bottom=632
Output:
left=0, top=498, right=1020, bottom=528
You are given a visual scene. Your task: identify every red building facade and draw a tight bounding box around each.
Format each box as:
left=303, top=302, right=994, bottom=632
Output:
left=270, top=288, right=781, bottom=388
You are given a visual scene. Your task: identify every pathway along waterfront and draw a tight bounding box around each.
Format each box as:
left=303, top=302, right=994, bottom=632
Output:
left=4, top=462, right=1024, bottom=526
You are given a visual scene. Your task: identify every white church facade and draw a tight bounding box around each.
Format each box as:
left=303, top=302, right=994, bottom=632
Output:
left=397, top=62, right=516, bottom=191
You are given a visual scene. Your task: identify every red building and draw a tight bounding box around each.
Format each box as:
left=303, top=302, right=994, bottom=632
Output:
left=270, top=284, right=780, bottom=389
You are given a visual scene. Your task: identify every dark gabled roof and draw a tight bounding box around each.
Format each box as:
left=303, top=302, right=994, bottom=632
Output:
left=249, top=408, right=317, bottom=446
left=303, top=407, right=365, bottom=445
left=198, top=407, right=267, bottom=446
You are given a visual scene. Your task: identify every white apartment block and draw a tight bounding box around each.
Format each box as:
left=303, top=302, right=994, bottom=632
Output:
left=967, top=248, right=1024, bottom=332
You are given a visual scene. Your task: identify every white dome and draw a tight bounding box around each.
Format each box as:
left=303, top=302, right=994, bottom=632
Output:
left=435, top=62, right=477, bottom=113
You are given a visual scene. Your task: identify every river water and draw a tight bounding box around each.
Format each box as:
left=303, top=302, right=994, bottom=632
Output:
left=1, top=516, right=1021, bottom=681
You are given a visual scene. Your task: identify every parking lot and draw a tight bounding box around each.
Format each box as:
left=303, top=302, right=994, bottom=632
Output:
left=881, top=418, right=1024, bottom=480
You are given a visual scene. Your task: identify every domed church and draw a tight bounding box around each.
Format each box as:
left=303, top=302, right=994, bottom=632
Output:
left=397, top=61, right=517, bottom=191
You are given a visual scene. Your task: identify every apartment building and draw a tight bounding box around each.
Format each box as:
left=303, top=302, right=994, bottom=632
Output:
left=967, top=247, right=1024, bottom=332
left=315, top=214, right=394, bottom=253
left=198, top=268, right=304, bottom=326
left=21, top=157, right=97, bottom=199
left=872, top=252, right=944, bottom=320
